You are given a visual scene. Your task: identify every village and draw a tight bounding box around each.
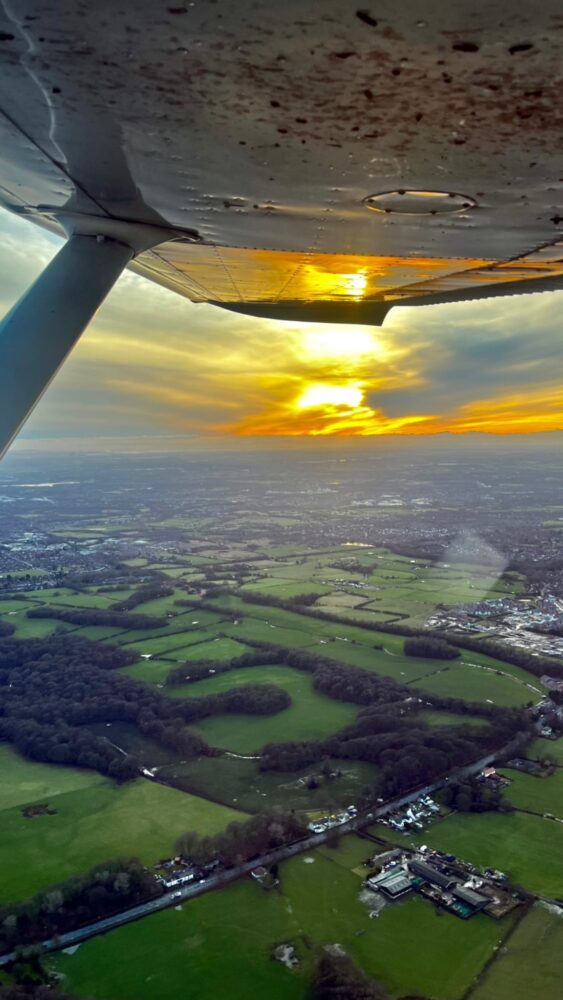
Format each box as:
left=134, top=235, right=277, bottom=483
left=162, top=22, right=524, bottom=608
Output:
left=426, top=594, right=563, bottom=658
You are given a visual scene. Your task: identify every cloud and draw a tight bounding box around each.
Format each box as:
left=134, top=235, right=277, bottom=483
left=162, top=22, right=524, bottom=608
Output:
left=1, top=207, right=563, bottom=446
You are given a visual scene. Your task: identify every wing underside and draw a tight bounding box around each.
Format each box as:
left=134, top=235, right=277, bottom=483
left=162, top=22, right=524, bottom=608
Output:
left=0, top=0, right=562, bottom=323
left=131, top=240, right=563, bottom=323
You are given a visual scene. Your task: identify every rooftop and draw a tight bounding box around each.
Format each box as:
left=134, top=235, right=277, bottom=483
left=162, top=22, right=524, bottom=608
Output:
left=409, top=860, right=456, bottom=890
left=453, top=885, right=489, bottom=910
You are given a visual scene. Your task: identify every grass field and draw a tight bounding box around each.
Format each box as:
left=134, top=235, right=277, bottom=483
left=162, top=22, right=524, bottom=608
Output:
left=0, top=777, right=244, bottom=901
left=473, top=904, right=563, bottom=1000
left=10, top=616, right=72, bottom=639
left=221, top=617, right=320, bottom=648
left=171, top=637, right=249, bottom=661
left=45, top=591, right=116, bottom=609
left=320, top=640, right=452, bottom=683
left=160, top=755, right=379, bottom=813
left=0, top=744, right=105, bottom=811
left=0, top=599, right=37, bottom=613
left=167, top=664, right=358, bottom=753
left=372, top=810, right=563, bottom=898
left=418, top=710, right=491, bottom=728
left=205, top=593, right=543, bottom=699
left=242, top=579, right=331, bottom=599
left=412, top=663, right=535, bottom=706
left=120, top=630, right=217, bottom=657
left=71, top=625, right=128, bottom=641
left=50, top=835, right=510, bottom=1000
left=119, top=658, right=173, bottom=684
left=316, top=592, right=366, bottom=609
left=527, top=736, right=563, bottom=765
left=501, top=768, right=563, bottom=818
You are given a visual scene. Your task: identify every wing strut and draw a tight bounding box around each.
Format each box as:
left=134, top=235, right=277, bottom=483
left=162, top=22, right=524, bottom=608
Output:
left=0, top=234, right=133, bottom=458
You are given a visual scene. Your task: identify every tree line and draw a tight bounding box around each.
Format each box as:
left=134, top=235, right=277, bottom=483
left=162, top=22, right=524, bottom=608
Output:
left=110, top=581, right=174, bottom=612
left=203, top=587, right=562, bottom=683
left=220, top=587, right=414, bottom=635
left=175, top=809, right=307, bottom=868
left=313, top=951, right=389, bottom=1000
left=0, top=634, right=292, bottom=777
left=0, top=987, right=79, bottom=1000
left=0, top=858, right=160, bottom=953
left=442, top=775, right=513, bottom=813
left=259, top=697, right=524, bottom=800
left=440, top=632, right=563, bottom=680
left=26, top=607, right=167, bottom=630
left=166, top=638, right=527, bottom=800
left=403, top=636, right=459, bottom=659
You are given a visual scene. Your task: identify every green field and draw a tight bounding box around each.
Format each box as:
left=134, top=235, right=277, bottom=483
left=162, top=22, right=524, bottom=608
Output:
left=501, top=768, right=563, bottom=818
left=528, top=736, right=563, bottom=765
left=160, top=755, right=379, bottom=813
left=473, top=904, right=563, bottom=1000
left=50, top=835, right=510, bottom=1000
left=230, top=548, right=524, bottom=629
left=319, top=639, right=451, bottom=683
left=168, top=664, right=358, bottom=753
left=373, top=810, right=563, bottom=898
left=205, top=593, right=542, bottom=701
left=316, top=592, right=366, bottom=609
left=221, top=616, right=319, bottom=648
left=120, top=630, right=216, bottom=657
left=412, top=663, right=535, bottom=706
left=72, top=625, right=128, bottom=640
left=172, top=637, right=249, bottom=661
left=242, top=579, right=331, bottom=599
left=10, top=616, right=73, bottom=639
left=46, top=591, right=115, bottom=609
left=119, top=658, right=174, bottom=684
left=0, top=744, right=105, bottom=811
left=0, top=777, right=244, bottom=901
left=0, top=599, right=37, bottom=613
left=418, top=710, right=492, bottom=728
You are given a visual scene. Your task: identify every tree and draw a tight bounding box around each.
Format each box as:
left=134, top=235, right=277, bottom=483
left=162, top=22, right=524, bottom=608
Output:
left=312, top=951, right=389, bottom=999
left=404, top=637, right=459, bottom=660
left=41, top=890, right=63, bottom=914
left=325, top=827, right=341, bottom=849
left=113, top=872, right=131, bottom=894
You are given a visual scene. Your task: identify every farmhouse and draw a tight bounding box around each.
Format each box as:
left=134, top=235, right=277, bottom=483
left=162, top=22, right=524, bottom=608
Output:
left=250, top=865, right=278, bottom=890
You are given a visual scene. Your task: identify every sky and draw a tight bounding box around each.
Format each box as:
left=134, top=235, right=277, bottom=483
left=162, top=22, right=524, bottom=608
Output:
left=1, top=206, right=563, bottom=451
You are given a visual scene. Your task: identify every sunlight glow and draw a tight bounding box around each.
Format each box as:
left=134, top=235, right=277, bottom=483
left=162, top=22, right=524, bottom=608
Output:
left=296, top=383, right=364, bottom=410
left=299, top=325, right=380, bottom=361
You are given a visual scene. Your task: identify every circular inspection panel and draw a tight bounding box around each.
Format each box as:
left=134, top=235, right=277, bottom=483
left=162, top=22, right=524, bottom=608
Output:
left=363, top=190, right=477, bottom=215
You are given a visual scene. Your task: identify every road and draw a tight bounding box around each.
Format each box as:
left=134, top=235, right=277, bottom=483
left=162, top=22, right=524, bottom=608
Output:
left=0, top=744, right=513, bottom=967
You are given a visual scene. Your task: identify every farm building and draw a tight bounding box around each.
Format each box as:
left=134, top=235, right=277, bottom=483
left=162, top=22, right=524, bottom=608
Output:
left=367, top=866, right=415, bottom=899
left=408, top=860, right=456, bottom=891
left=452, top=886, right=489, bottom=912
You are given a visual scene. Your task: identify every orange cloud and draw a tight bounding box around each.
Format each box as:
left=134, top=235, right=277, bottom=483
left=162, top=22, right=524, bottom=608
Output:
left=435, top=384, right=563, bottom=435
left=218, top=380, right=563, bottom=438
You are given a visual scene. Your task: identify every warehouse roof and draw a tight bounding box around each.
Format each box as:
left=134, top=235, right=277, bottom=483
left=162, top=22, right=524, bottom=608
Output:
left=452, top=885, right=489, bottom=909
left=409, top=860, right=456, bottom=890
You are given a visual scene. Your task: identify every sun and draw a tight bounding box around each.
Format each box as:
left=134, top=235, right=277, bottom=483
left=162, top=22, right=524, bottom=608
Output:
left=299, top=325, right=383, bottom=362
left=296, top=383, right=364, bottom=410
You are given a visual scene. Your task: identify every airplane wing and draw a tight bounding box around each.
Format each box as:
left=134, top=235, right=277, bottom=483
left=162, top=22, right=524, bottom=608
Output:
left=0, top=0, right=562, bottom=452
